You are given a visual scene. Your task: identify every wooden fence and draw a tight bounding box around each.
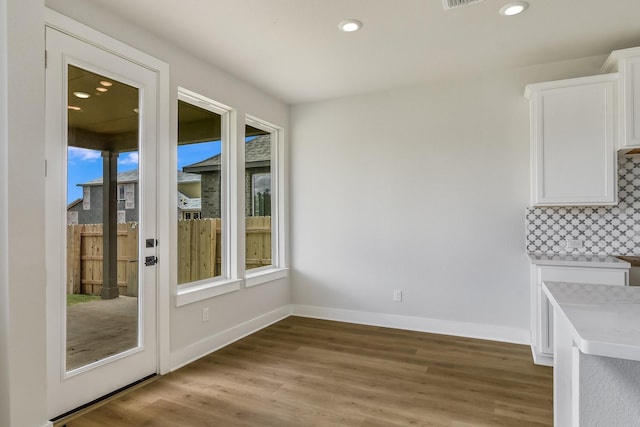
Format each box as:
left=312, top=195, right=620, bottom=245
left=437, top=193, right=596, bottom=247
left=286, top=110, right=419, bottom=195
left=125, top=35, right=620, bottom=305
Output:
left=177, top=216, right=272, bottom=283
left=177, top=218, right=221, bottom=284
left=67, top=217, right=272, bottom=295
left=245, top=216, right=272, bottom=271
left=66, top=222, right=138, bottom=297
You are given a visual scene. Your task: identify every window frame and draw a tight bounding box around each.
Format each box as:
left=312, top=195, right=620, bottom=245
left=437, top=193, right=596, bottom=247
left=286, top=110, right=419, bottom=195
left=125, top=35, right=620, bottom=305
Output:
left=175, top=88, right=239, bottom=306
left=244, top=116, right=288, bottom=287
left=117, top=184, right=126, bottom=201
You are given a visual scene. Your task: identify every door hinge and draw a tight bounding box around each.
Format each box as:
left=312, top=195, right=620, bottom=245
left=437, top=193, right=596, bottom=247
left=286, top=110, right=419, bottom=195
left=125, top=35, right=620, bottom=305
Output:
left=145, top=256, right=158, bottom=267
left=44, top=159, right=47, bottom=177
left=44, top=50, right=47, bottom=69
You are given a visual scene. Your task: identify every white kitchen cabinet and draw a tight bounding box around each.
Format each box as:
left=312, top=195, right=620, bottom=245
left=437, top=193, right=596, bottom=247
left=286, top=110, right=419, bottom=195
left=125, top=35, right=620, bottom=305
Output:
left=603, top=46, right=640, bottom=152
left=528, top=254, right=629, bottom=367
left=525, top=74, right=618, bottom=206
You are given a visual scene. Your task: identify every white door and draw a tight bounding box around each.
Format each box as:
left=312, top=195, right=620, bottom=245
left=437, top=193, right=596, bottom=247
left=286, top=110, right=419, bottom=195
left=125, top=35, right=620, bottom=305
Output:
left=45, top=26, right=158, bottom=418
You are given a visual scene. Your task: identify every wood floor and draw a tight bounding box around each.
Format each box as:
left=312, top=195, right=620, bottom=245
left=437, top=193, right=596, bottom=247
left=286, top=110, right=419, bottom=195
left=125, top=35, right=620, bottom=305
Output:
left=63, top=316, right=553, bottom=427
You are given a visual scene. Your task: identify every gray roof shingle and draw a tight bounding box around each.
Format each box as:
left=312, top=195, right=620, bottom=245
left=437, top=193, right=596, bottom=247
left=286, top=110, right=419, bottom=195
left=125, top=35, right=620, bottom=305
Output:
left=183, top=134, right=270, bottom=173
left=80, top=169, right=201, bottom=186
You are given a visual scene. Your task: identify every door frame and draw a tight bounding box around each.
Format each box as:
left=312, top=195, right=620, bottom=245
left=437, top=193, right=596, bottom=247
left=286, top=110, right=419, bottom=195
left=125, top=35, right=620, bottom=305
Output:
left=45, top=3, right=171, bottom=400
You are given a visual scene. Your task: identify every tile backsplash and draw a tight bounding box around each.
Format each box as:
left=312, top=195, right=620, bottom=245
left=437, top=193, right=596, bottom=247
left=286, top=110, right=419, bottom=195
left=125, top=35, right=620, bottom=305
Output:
left=526, top=156, right=640, bottom=255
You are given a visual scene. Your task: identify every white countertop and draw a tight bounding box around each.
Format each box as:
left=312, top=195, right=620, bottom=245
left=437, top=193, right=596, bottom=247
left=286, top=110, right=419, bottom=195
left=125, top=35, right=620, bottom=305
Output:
left=543, top=281, right=640, bottom=362
left=529, top=253, right=630, bottom=269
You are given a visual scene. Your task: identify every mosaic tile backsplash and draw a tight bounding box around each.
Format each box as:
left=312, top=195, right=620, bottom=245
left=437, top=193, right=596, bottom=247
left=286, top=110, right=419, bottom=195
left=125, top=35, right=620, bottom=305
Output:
left=526, top=156, right=640, bottom=255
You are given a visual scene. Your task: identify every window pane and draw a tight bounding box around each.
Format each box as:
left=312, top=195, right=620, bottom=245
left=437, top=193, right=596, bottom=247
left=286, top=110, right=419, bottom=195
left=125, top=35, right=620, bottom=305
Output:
left=177, top=100, right=223, bottom=284
left=65, top=64, right=140, bottom=371
left=245, top=125, right=272, bottom=271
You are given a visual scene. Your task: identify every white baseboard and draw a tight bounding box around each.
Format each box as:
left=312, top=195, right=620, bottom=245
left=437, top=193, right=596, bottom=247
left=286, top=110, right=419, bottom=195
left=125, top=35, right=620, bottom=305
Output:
left=291, top=304, right=530, bottom=345
left=169, top=305, right=291, bottom=371
left=168, top=304, right=530, bottom=372
left=531, top=345, right=554, bottom=366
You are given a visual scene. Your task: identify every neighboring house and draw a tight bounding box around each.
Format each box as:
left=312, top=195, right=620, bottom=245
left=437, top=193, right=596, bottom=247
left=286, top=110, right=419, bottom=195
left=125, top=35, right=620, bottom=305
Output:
left=67, top=170, right=201, bottom=225
left=177, top=191, right=202, bottom=220
left=183, top=134, right=271, bottom=218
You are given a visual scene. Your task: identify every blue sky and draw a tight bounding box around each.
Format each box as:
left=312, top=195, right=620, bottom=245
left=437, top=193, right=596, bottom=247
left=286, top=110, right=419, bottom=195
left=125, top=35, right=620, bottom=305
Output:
left=67, top=141, right=221, bottom=203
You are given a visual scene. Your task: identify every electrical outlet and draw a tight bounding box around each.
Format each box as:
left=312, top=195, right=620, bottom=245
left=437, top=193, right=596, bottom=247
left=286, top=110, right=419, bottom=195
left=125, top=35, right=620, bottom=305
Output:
left=202, top=307, right=209, bottom=323
left=565, top=239, right=583, bottom=249
left=393, top=289, right=402, bottom=302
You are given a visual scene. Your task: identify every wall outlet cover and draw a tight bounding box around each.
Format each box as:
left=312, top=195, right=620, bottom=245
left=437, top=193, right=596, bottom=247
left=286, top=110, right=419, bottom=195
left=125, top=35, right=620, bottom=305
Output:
left=566, top=239, right=583, bottom=249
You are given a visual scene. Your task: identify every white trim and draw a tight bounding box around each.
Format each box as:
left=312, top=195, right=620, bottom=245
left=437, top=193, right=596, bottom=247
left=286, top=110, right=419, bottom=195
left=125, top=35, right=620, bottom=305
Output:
left=43, top=422, right=54, bottom=427
left=524, top=73, right=619, bottom=99
left=168, top=304, right=529, bottom=377
left=45, top=4, right=172, bottom=389
left=244, top=116, right=286, bottom=271
left=175, top=279, right=241, bottom=307
left=291, top=305, right=530, bottom=345
left=169, top=305, right=291, bottom=371
left=175, top=89, right=234, bottom=297
left=45, top=9, right=164, bottom=74
left=245, top=267, right=288, bottom=288
left=531, top=345, right=554, bottom=367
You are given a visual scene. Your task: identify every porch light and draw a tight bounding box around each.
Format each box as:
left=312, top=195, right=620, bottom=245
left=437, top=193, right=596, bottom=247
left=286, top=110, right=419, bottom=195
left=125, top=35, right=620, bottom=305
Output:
left=499, top=1, right=529, bottom=16
left=338, top=19, right=362, bottom=32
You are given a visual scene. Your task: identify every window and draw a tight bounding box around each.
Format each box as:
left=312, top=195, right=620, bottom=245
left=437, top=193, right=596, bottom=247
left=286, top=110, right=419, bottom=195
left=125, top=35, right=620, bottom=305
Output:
left=251, top=173, right=271, bottom=217
left=183, top=211, right=201, bottom=220
left=245, top=119, right=282, bottom=276
left=176, top=91, right=228, bottom=286
left=117, top=184, right=125, bottom=201
left=174, top=90, right=286, bottom=304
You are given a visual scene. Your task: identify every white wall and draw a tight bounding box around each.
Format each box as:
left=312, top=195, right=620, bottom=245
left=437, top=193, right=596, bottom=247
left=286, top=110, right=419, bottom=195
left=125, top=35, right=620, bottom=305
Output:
left=290, top=55, right=607, bottom=342
left=0, top=0, right=290, bottom=424
left=1, top=0, right=48, bottom=426
left=45, top=0, right=290, bottom=369
left=0, top=0, right=11, bottom=424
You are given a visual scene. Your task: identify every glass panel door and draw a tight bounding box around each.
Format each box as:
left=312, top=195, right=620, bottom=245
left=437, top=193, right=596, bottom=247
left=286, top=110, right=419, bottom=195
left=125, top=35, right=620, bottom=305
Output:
left=65, top=65, right=140, bottom=371
left=46, top=25, right=158, bottom=418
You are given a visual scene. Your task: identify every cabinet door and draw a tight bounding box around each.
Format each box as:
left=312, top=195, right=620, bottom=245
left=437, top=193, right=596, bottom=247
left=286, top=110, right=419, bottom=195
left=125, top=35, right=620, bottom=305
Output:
left=528, top=75, right=617, bottom=206
left=538, top=267, right=627, bottom=355
left=620, top=56, right=640, bottom=149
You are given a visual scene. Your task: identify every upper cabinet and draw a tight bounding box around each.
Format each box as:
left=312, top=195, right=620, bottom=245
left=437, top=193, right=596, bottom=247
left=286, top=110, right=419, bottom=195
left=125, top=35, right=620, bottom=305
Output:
left=603, top=47, right=640, bottom=152
left=525, top=74, right=619, bottom=207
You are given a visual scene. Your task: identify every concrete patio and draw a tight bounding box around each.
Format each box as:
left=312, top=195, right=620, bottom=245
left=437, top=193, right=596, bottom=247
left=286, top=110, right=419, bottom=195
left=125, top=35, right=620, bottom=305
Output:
left=66, top=296, right=138, bottom=371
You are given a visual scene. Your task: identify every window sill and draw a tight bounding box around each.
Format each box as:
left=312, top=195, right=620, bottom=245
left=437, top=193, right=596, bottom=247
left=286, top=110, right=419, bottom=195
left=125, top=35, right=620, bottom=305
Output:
left=176, top=278, right=242, bottom=307
left=245, top=267, right=288, bottom=288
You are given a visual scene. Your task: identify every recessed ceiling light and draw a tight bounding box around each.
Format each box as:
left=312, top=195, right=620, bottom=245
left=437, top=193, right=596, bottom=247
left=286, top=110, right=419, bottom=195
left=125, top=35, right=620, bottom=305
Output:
left=96, top=87, right=108, bottom=93
left=499, top=1, right=528, bottom=16
left=67, top=105, right=82, bottom=111
left=73, top=91, right=90, bottom=99
left=99, top=80, right=113, bottom=87
left=338, top=19, right=362, bottom=33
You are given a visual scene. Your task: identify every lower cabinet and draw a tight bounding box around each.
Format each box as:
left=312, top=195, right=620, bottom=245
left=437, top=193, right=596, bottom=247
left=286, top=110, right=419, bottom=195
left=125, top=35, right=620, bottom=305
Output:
left=530, top=265, right=628, bottom=366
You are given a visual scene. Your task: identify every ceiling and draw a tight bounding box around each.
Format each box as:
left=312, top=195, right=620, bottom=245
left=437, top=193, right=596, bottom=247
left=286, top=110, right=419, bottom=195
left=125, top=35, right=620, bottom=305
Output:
left=68, top=65, right=138, bottom=135
left=82, top=0, right=640, bottom=104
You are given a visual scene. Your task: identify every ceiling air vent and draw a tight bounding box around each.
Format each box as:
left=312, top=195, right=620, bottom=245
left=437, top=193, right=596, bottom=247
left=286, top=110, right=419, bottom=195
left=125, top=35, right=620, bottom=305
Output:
left=442, top=0, right=485, bottom=10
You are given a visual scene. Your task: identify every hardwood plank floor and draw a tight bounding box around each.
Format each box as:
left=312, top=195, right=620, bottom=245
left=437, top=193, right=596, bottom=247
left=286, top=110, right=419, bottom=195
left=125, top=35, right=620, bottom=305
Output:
left=63, top=316, right=553, bottom=427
